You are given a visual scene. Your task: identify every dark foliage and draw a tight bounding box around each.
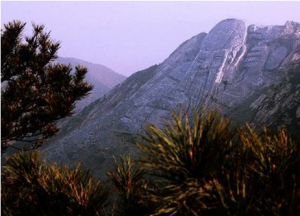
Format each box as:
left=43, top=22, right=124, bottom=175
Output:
left=107, top=155, right=155, bottom=216
left=1, top=20, right=93, bottom=152
left=136, top=109, right=237, bottom=215
left=136, top=109, right=300, bottom=216
left=1, top=151, right=109, bottom=216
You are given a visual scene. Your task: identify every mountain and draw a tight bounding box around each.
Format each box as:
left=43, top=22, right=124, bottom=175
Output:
left=54, top=57, right=126, bottom=112
left=42, top=19, right=300, bottom=178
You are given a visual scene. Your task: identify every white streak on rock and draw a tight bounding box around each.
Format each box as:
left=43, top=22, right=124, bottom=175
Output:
left=233, top=24, right=248, bottom=68
left=215, top=50, right=229, bottom=83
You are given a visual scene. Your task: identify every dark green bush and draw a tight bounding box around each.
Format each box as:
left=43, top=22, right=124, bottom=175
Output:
left=136, top=109, right=237, bottom=215
left=1, top=151, right=109, bottom=216
left=214, top=125, right=300, bottom=216
left=107, top=155, right=154, bottom=216
left=237, top=126, right=300, bottom=215
left=135, top=109, right=300, bottom=216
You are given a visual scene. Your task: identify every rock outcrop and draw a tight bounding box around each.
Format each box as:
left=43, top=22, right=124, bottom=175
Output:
left=42, top=19, right=300, bottom=178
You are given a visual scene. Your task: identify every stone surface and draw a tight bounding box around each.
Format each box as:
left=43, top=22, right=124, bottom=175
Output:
left=42, top=19, right=300, bottom=178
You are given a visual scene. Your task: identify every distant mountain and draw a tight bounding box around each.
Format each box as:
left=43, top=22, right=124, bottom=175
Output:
left=54, top=57, right=126, bottom=112
left=43, top=19, right=300, bottom=178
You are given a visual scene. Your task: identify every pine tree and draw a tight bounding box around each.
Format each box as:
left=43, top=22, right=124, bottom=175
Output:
left=1, top=21, right=93, bottom=152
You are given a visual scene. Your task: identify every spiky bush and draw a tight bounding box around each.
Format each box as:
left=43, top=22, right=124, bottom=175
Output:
left=1, top=151, right=109, bottom=216
left=136, top=109, right=300, bottom=216
left=136, top=109, right=238, bottom=215
left=108, top=155, right=154, bottom=216
left=237, top=126, right=300, bottom=215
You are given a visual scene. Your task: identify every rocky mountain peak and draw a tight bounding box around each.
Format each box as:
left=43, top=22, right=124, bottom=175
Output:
left=201, top=19, right=246, bottom=51
left=42, top=19, right=300, bottom=178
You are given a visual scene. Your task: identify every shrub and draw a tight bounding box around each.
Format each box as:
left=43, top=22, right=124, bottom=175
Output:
left=108, top=155, right=154, bottom=216
left=136, top=109, right=300, bottom=216
left=214, top=125, right=300, bottom=216
left=237, top=125, right=300, bottom=215
left=1, top=151, right=109, bottom=216
left=136, top=109, right=237, bottom=215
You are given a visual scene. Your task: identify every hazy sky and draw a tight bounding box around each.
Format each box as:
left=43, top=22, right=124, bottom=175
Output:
left=2, top=1, right=300, bottom=76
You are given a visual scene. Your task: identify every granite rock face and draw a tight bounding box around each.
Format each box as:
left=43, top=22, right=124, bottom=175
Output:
left=42, top=19, right=300, bottom=178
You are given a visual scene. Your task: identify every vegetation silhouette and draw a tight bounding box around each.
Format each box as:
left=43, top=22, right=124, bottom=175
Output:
left=1, top=21, right=93, bottom=152
left=2, top=108, right=299, bottom=215
left=1, top=151, right=109, bottom=216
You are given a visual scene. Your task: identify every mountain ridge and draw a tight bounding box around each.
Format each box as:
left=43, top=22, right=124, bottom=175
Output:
left=56, top=57, right=126, bottom=88
left=43, top=19, right=300, bottom=178
left=54, top=57, right=126, bottom=112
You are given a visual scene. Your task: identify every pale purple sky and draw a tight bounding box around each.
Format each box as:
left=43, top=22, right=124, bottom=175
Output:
left=2, top=1, right=300, bottom=76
